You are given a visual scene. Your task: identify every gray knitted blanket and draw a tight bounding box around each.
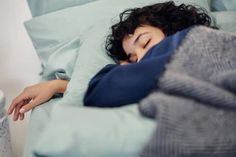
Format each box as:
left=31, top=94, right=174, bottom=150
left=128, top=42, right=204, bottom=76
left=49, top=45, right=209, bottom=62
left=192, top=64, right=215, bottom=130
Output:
left=139, top=26, right=236, bottom=157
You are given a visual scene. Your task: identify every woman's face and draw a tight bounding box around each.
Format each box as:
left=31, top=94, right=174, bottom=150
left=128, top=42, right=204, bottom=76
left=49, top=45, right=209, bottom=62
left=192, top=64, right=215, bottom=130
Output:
left=122, top=25, right=165, bottom=63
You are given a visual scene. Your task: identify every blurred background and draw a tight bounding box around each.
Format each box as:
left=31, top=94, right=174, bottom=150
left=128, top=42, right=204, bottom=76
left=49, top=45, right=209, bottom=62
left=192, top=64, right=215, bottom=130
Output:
left=0, top=0, right=41, bottom=156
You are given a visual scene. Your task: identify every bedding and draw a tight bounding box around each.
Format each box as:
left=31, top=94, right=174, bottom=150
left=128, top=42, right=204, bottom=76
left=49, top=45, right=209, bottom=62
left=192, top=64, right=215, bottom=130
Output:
left=33, top=104, right=156, bottom=157
left=211, top=11, right=236, bottom=32
left=211, top=0, right=236, bottom=11
left=23, top=0, right=236, bottom=157
left=139, top=26, right=236, bottom=157
left=27, top=0, right=99, bottom=17
left=23, top=94, right=156, bottom=157
left=41, top=36, right=80, bottom=81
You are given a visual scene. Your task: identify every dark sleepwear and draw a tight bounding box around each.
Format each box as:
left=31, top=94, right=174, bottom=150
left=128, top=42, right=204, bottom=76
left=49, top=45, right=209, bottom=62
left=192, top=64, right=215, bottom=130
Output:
left=84, top=28, right=190, bottom=107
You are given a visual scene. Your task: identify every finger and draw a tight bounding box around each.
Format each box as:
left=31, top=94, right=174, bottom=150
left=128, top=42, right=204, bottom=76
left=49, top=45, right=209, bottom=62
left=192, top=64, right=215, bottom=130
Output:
left=16, top=99, right=30, bottom=121
left=20, top=98, right=41, bottom=114
left=19, top=113, right=24, bottom=121
left=8, top=98, right=22, bottom=115
left=8, top=92, right=30, bottom=115
left=13, top=98, right=28, bottom=121
left=13, top=102, right=23, bottom=121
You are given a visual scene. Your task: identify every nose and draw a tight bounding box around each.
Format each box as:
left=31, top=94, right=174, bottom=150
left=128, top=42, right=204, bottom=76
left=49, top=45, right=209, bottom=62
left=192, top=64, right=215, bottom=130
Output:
left=128, top=53, right=138, bottom=63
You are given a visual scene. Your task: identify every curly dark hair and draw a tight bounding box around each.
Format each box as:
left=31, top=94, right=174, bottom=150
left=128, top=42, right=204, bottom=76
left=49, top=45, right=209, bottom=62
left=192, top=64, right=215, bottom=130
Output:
left=105, top=1, right=213, bottom=62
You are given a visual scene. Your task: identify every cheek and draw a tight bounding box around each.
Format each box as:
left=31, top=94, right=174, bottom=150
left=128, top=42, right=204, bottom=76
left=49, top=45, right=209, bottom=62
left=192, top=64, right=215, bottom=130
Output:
left=122, top=40, right=133, bottom=56
left=134, top=47, right=148, bottom=62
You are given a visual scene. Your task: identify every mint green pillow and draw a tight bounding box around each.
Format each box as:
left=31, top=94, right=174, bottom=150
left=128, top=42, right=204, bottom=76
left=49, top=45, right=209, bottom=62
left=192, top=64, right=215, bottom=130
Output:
left=40, top=36, right=80, bottom=80
left=211, top=0, right=236, bottom=11
left=24, top=0, right=119, bottom=80
left=27, top=0, right=99, bottom=17
left=211, top=11, right=236, bottom=32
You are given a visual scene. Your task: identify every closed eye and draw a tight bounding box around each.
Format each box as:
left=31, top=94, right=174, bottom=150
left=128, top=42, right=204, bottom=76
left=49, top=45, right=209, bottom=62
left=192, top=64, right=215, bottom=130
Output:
left=144, top=39, right=151, bottom=48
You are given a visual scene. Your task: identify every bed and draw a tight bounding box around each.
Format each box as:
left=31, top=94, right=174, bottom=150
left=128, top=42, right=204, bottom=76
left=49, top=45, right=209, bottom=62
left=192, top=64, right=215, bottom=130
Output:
left=23, top=0, right=236, bottom=157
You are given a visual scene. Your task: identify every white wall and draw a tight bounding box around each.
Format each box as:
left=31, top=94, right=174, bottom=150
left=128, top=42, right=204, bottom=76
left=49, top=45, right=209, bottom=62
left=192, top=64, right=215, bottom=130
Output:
left=0, top=0, right=41, bottom=157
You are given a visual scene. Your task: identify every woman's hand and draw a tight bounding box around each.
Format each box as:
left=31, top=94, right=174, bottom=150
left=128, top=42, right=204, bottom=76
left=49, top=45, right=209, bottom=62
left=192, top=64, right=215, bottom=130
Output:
left=7, top=80, right=68, bottom=121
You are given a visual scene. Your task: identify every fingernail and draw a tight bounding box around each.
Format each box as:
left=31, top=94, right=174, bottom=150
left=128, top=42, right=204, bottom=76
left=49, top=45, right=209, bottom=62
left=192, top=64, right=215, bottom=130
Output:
left=19, top=108, right=26, bottom=113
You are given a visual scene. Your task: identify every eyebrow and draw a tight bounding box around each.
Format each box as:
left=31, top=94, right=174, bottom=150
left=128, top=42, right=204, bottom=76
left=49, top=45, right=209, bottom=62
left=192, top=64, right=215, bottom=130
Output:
left=133, top=32, right=148, bottom=45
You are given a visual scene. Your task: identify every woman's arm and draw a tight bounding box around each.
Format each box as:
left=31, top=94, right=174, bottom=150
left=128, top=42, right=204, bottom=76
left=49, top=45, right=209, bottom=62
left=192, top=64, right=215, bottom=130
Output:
left=7, top=79, right=69, bottom=121
left=84, top=28, right=189, bottom=107
left=84, top=56, right=168, bottom=107
left=52, top=79, right=69, bottom=93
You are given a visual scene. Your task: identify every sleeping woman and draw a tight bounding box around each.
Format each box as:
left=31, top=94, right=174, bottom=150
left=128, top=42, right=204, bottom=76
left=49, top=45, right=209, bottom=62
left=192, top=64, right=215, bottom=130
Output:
left=8, top=1, right=214, bottom=120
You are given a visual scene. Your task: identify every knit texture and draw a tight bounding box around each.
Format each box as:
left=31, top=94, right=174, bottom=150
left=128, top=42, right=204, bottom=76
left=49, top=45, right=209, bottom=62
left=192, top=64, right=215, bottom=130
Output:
left=139, top=26, right=236, bottom=157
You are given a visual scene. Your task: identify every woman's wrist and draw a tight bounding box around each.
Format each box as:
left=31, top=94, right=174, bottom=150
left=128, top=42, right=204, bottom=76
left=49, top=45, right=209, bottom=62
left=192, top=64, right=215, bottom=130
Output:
left=50, top=80, right=69, bottom=94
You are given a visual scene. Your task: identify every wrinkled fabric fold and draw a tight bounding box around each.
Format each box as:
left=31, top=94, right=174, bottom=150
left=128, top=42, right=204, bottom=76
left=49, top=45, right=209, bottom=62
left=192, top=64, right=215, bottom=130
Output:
left=139, top=26, right=236, bottom=157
